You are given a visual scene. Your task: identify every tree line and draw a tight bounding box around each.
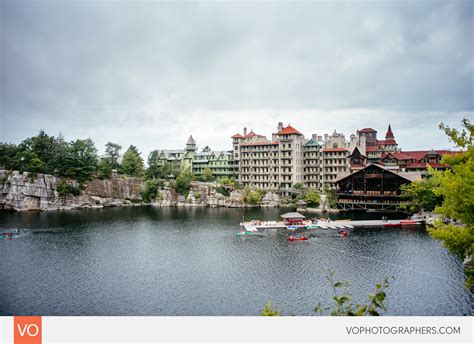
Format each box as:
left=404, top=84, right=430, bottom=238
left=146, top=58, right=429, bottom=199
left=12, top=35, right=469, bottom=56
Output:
left=0, top=130, right=184, bottom=183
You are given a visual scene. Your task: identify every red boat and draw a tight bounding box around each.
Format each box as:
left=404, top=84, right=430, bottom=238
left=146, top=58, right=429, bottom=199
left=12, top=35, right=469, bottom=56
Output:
left=287, top=236, right=308, bottom=242
left=383, top=223, right=401, bottom=227
left=400, top=220, right=421, bottom=225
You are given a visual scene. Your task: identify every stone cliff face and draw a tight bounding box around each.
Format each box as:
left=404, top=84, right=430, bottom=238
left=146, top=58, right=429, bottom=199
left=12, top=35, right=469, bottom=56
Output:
left=0, top=170, right=280, bottom=211
left=0, top=170, right=145, bottom=211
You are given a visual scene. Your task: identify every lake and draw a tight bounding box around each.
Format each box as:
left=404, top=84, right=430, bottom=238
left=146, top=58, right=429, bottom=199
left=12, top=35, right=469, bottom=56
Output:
left=0, top=207, right=471, bottom=316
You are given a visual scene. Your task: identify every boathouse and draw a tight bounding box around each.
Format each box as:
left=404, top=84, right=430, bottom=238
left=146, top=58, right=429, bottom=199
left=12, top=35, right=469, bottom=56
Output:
left=334, top=164, right=421, bottom=211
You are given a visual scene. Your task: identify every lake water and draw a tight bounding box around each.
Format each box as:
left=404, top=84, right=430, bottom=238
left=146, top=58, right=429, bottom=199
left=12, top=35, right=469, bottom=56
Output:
left=0, top=207, right=471, bottom=316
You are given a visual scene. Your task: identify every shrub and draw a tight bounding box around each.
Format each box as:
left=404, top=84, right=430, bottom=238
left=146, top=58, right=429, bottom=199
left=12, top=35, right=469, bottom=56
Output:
left=57, top=180, right=81, bottom=197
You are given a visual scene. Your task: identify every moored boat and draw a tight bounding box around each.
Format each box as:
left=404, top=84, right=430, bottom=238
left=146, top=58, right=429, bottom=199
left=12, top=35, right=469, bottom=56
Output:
left=287, top=235, right=309, bottom=242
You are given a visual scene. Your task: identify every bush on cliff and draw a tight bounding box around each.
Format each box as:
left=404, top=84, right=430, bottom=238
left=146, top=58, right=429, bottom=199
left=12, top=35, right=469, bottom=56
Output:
left=57, top=180, right=81, bottom=197
left=140, top=179, right=161, bottom=203
left=175, top=168, right=195, bottom=197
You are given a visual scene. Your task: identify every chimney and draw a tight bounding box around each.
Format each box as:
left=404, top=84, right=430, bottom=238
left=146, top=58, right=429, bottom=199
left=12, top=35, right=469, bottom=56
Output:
left=243, top=127, right=247, bottom=136
left=318, top=135, right=322, bottom=141
left=324, top=133, right=329, bottom=142
left=278, top=122, right=283, bottom=132
left=312, top=134, right=318, bottom=140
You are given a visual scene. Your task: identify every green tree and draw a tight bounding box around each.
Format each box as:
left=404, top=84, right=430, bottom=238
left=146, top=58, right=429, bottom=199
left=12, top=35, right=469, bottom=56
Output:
left=400, top=177, right=443, bottom=213
left=146, top=150, right=161, bottom=179
left=105, top=142, right=122, bottom=170
left=97, top=158, right=113, bottom=179
left=428, top=119, right=473, bottom=286
left=175, top=167, right=194, bottom=196
left=140, top=179, right=161, bottom=203
left=121, top=145, right=144, bottom=177
left=219, top=177, right=238, bottom=188
left=201, top=167, right=214, bottom=182
left=63, top=138, right=98, bottom=183
left=323, top=184, right=337, bottom=208
left=303, top=189, right=321, bottom=207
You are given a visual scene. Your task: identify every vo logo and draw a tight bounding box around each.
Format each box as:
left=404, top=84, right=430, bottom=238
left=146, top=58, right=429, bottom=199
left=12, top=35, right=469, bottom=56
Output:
left=14, top=317, right=42, bottom=344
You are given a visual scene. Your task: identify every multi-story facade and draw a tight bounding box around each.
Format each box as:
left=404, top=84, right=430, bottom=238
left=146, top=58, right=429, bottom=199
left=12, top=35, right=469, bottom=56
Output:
left=155, top=136, right=235, bottom=180
left=231, top=123, right=353, bottom=193
left=231, top=123, right=307, bottom=195
left=321, top=131, right=350, bottom=189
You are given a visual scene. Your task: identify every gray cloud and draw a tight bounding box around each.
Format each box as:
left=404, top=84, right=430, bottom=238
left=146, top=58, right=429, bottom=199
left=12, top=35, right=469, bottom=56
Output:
left=1, top=1, right=472, bottom=159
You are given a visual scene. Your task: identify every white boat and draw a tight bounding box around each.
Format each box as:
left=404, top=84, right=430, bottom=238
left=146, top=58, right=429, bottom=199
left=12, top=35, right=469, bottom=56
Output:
left=316, top=221, right=328, bottom=229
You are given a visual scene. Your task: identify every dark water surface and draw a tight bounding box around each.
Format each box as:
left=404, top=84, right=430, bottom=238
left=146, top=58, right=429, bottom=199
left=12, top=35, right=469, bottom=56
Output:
left=0, top=207, right=471, bottom=316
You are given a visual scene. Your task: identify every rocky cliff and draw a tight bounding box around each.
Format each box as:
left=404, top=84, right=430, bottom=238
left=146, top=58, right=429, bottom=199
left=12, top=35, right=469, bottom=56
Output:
left=0, top=171, right=280, bottom=211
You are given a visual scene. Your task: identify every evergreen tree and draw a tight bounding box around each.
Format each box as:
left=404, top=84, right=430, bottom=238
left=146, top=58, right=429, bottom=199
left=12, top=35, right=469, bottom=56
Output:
left=121, top=145, right=144, bottom=177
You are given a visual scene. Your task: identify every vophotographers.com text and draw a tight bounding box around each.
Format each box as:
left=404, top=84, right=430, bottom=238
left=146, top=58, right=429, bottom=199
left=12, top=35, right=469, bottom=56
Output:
left=346, top=326, right=461, bottom=335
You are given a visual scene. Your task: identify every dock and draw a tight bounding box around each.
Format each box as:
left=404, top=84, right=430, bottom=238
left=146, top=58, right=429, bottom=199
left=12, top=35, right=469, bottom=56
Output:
left=242, top=219, right=423, bottom=231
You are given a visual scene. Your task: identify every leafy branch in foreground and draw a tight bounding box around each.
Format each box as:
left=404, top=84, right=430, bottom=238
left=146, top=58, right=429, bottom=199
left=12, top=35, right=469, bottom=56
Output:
left=262, top=270, right=392, bottom=316
left=314, top=270, right=392, bottom=316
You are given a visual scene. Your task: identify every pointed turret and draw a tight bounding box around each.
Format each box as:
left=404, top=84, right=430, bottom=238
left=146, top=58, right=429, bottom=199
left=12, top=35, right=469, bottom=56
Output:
left=185, top=135, right=197, bottom=151
left=385, top=124, right=394, bottom=139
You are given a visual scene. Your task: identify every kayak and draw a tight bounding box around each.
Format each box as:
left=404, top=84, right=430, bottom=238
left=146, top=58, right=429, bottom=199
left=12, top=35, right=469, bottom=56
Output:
left=287, top=236, right=308, bottom=242
left=384, top=223, right=401, bottom=227
left=236, top=231, right=264, bottom=237
left=305, top=224, right=319, bottom=230
left=400, top=220, right=422, bottom=225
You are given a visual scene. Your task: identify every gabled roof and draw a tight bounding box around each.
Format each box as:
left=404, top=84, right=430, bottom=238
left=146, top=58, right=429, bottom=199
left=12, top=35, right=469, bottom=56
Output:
left=304, top=138, right=321, bottom=147
left=276, top=125, right=302, bottom=135
left=349, top=146, right=366, bottom=157
left=231, top=133, right=244, bottom=139
left=334, top=163, right=422, bottom=183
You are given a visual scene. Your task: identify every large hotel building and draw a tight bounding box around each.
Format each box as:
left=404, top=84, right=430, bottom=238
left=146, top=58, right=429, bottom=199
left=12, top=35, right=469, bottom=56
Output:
left=231, top=122, right=357, bottom=194
left=153, top=121, right=452, bottom=199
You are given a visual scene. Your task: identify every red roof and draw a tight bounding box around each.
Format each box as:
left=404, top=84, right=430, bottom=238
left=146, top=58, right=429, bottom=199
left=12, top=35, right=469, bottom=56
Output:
left=322, top=148, right=348, bottom=152
left=276, top=125, right=302, bottom=135
left=366, top=146, right=378, bottom=152
left=245, top=131, right=265, bottom=138
left=377, top=139, right=397, bottom=145
left=240, top=141, right=278, bottom=146
left=359, top=128, right=377, bottom=133
left=403, top=150, right=453, bottom=161
left=391, top=152, right=413, bottom=160
left=385, top=124, right=394, bottom=139
left=231, top=133, right=244, bottom=139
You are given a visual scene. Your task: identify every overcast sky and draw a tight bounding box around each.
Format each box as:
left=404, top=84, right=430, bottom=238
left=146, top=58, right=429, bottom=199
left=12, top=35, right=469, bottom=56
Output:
left=1, top=0, right=473, bottom=159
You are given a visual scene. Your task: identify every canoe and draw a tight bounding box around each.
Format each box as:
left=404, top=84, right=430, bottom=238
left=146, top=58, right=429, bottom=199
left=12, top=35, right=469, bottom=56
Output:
left=287, top=236, right=308, bottom=242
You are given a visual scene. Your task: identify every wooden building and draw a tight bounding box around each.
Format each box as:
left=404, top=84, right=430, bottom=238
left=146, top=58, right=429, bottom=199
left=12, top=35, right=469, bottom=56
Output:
left=334, top=164, right=421, bottom=211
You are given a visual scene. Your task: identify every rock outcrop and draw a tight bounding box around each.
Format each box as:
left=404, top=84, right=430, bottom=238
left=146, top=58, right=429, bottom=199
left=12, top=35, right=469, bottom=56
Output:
left=0, top=170, right=280, bottom=211
left=0, top=170, right=145, bottom=211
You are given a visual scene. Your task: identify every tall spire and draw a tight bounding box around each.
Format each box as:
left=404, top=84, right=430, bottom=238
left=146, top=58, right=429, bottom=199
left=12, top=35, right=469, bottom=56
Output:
left=385, top=124, right=394, bottom=139
left=185, top=135, right=197, bottom=151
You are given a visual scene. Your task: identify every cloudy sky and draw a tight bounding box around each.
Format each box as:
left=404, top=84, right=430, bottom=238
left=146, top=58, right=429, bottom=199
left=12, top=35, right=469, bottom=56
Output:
left=1, top=0, right=472, bottom=159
